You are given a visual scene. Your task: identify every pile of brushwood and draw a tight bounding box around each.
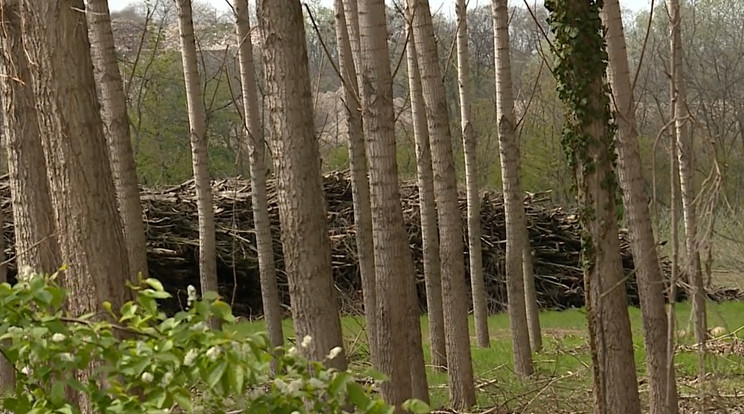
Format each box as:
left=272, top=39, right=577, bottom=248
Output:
left=0, top=171, right=737, bottom=318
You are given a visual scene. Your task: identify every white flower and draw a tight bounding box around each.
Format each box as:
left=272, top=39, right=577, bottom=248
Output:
left=51, top=333, right=66, bottom=343
left=300, top=335, right=312, bottom=348
left=161, top=372, right=174, bottom=386
left=327, top=346, right=343, bottom=360
left=141, top=372, right=154, bottom=383
left=206, top=346, right=221, bottom=361
left=287, top=346, right=298, bottom=357
left=59, top=353, right=74, bottom=362
left=20, top=366, right=31, bottom=375
left=187, top=285, right=197, bottom=306
left=183, top=349, right=199, bottom=366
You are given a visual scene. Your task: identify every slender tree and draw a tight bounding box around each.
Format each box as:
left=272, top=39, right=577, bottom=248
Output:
left=492, top=0, right=535, bottom=374
left=667, top=0, right=706, bottom=346
left=332, top=0, right=379, bottom=365
left=456, top=0, right=490, bottom=349
left=409, top=0, right=476, bottom=408
left=174, top=0, right=219, bottom=318
left=257, top=0, right=346, bottom=370
left=545, top=0, right=642, bottom=412
left=404, top=11, right=448, bottom=371
left=602, top=1, right=678, bottom=412
left=87, top=0, right=150, bottom=282
left=233, top=0, right=283, bottom=351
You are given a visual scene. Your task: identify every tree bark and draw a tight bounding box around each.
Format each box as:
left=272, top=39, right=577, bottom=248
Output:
left=233, top=0, right=283, bottom=351
left=0, top=0, right=61, bottom=276
left=409, top=0, right=476, bottom=409
left=492, top=0, right=535, bottom=375
left=522, top=238, right=542, bottom=352
left=456, top=0, right=490, bottom=349
left=667, top=0, right=706, bottom=346
left=602, top=1, right=678, bottom=412
left=546, top=0, right=642, bottom=412
left=405, top=13, right=447, bottom=372
left=86, top=0, right=150, bottom=283
left=333, top=0, right=378, bottom=365
left=257, top=0, right=346, bottom=370
left=174, top=0, right=219, bottom=324
left=356, top=0, right=431, bottom=408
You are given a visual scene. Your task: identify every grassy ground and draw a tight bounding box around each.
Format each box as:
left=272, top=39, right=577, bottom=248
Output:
left=236, top=301, right=744, bottom=413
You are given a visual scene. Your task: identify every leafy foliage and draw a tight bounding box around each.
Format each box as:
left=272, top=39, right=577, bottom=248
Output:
left=0, top=272, right=430, bottom=414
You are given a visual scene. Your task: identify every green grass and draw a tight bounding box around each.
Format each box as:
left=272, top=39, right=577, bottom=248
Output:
left=235, top=301, right=744, bottom=412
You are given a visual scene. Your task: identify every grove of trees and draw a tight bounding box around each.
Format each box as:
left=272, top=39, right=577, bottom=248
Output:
left=0, top=0, right=742, bottom=413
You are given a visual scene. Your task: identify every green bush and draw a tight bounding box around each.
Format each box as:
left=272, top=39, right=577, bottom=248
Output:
left=0, top=270, right=429, bottom=414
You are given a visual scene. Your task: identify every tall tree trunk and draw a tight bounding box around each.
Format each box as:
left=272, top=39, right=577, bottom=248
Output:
left=21, top=2, right=134, bottom=409
left=356, top=0, right=431, bottom=407
left=667, top=0, right=706, bottom=346
left=602, top=2, right=678, bottom=412
left=546, top=0, right=642, bottom=412
left=0, top=145, right=8, bottom=393
left=21, top=0, right=131, bottom=316
left=86, top=0, right=149, bottom=283
left=405, top=13, right=447, bottom=372
left=333, top=0, right=378, bottom=365
left=522, top=239, right=542, bottom=351
left=0, top=0, right=61, bottom=275
left=456, top=0, right=490, bottom=349
left=409, top=0, right=476, bottom=409
left=492, top=0, right=536, bottom=374
left=175, top=0, right=219, bottom=321
left=257, top=0, right=346, bottom=370
left=234, top=0, right=283, bottom=351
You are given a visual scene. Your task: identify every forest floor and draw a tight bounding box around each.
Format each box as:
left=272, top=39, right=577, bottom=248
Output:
left=239, top=298, right=744, bottom=413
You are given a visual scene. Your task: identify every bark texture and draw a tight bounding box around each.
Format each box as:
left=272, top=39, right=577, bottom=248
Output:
left=492, top=0, right=535, bottom=375
left=234, top=0, right=283, bottom=350
left=175, top=0, right=219, bottom=313
left=21, top=0, right=131, bottom=314
left=333, top=0, right=378, bottom=365
left=409, top=0, right=476, bottom=408
left=87, top=0, right=149, bottom=282
left=602, top=1, right=678, bottom=412
left=405, top=15, right=447, bottom=371
left=667, top=0, right=706, bottom=346
left=357, top=0, right=430, bottom=407
left=257, top=0, right=346, bottom=370
left=456, top=0, right=490, bottom=349
left=0, top=0, right=61, bottom=275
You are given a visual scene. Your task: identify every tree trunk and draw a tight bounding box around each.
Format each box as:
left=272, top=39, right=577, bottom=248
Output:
left=409, top=0, right=476, bottom=409
left=174, top=0, right=219, bottom=323
left=667, top=0, right=706, bottom=346
left=233, top=0, right=283, bottom=351
left=456, top=0, right=490, bottom=349
left=257, top=0, right=346, bottom=370
left=0, top=143, right=9, bottom=393
left=522, top=238, right=542, bottom=352
left=0, top=0, right=61, bottom=276
left=356, top=0, right=431, bottom=408
left=21, top=2, right=134, bottom=409
left=546, top=0, right=642, bottom=412
left=404, top=13, right=447, bottom=372
left=492, top=0, right=535, bottom=375
left=21, top=0, right=131, bottom=316
left=333, top=0, right=378, bottom=365
left=602, top=2, right=678, bottom=412
left=86, top=0, right=149, bottom=283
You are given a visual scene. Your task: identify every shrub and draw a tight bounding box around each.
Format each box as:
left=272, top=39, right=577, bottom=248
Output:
left=0, top=271, right=429, bottom=414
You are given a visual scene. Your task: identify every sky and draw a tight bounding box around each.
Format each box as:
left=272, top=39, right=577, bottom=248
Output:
left=109, top=0, right=655, bottom=15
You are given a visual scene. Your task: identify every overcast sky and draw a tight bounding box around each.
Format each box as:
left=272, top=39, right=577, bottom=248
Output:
left=109, top=0, right=655, bottom=15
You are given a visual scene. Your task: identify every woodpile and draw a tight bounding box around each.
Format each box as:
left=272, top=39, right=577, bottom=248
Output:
left=0, top=171, right=731, bottom=318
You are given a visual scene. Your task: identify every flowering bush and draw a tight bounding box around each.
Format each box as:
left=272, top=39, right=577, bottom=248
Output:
left=0, top=270, right=430, bottom=414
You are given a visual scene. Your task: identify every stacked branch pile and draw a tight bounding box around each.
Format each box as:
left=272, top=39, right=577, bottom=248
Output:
left=1, top=172, right=734, bottom=317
